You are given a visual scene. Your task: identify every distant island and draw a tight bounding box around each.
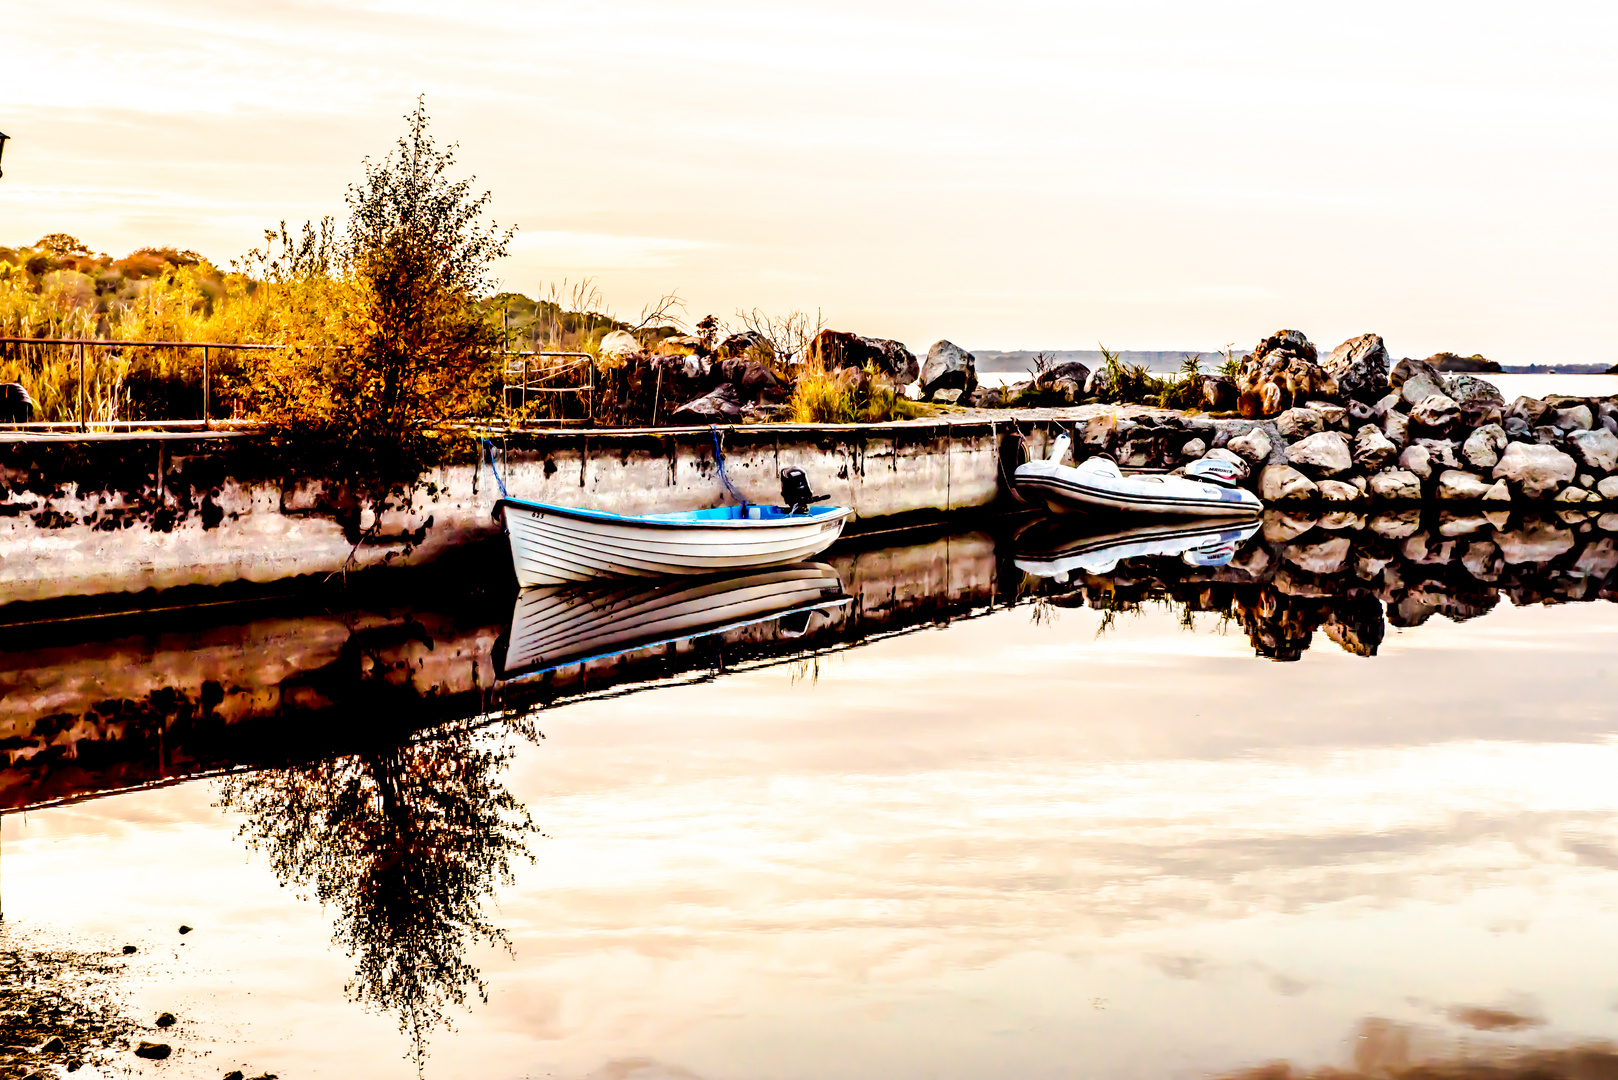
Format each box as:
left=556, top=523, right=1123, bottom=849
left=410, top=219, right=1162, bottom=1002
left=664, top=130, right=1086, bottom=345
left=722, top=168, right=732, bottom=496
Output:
left=975, top=348, right=1615, bottom=376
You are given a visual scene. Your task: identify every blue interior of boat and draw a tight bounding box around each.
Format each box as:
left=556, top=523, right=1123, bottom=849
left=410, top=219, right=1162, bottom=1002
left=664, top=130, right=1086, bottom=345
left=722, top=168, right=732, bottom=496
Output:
left=501, top=498, right=846, bottom=524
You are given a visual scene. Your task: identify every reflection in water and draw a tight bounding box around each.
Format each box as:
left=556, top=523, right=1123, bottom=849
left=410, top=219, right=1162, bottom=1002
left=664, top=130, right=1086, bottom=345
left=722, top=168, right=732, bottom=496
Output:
left=216, top=716, right=541, bottom=1070
left=0, top=935, right=137, bottom=1075
left=1013, top=516, right=1263, bottom=577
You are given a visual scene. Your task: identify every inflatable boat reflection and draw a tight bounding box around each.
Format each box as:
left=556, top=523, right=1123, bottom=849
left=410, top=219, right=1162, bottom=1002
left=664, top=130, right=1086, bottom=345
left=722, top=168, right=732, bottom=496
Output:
left=1012, top=517, right=1262, bottom=581
left=499, top=563, right=851, bottom=679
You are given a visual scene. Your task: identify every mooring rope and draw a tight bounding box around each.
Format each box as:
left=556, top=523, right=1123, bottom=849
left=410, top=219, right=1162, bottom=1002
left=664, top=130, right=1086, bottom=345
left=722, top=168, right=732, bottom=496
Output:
left=710, top=425, right=748, bottom=507
left=481, top=437, right=509, bottom=500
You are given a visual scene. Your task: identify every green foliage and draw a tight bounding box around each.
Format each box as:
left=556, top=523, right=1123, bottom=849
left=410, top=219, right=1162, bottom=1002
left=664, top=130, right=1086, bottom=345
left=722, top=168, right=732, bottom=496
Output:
left=1154, top=352, right=1205, bottom=411
left=1090, top=343, right=1171, bottom=406
left=790, top=363, right=928, bottom=424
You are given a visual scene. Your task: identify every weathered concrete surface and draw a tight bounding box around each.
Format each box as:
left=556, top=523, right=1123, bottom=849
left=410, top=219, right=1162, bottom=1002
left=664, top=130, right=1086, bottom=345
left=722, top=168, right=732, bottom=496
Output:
left=0, top=417, right=1081, bottom=608
left=0, top=527, right=1002, bottom=811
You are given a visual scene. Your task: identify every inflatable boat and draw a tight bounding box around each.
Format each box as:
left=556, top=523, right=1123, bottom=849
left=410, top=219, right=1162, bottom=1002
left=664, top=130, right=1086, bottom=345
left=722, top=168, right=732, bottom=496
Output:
left=1012, top=516, right=1261, bottom=580
left=1013, top=435, right=1261, bottom=519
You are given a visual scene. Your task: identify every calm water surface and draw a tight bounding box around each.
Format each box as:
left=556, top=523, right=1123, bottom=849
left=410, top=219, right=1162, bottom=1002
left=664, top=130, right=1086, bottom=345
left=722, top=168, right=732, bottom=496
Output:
left=4, top=513, right=1618, bottom=1079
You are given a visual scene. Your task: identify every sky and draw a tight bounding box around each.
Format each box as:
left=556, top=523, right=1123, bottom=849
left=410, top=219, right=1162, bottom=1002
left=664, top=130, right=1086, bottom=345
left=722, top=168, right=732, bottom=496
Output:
left=5, top=0, right=1618, bottom=361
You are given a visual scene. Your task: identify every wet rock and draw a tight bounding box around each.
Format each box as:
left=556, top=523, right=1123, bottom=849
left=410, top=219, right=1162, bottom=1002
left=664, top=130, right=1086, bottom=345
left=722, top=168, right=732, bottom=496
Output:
left=1317, top=479, right=1364, bottom=502
left=134, top=1042, right=172, bottom=1060
left=1462, top=539, right=1502, bottom=579
left=966, top=386, right=1004, bottom=409
left=1493, top=442, right=1577, bottom=498
left=1504, top=416, right=1532, bottom=440
left=1319, top=509, right=1367, bottom=529
left=920, top=340, right=977, bottom=399
left=1323, top=334, right=1391, bottom=403
left=1258, top=464, right=1318, bottom=502
left=1284, top=535, right=1352, bottom=574
left=1494, top=520, right=1575, bottom=564
left=1285, top=431, right=1353, bottom=475
left=1443, top=374, right=1506, bottom=427
left=1353, top=425, right=1397, bottom=471
left=1573, top=537, right=1618, bottom=577
left=1228, top=427, right=1273, bottom=463
left=1436, top=469, right=1492, bottom=501
left=1399, top=444, right=1433, bottom=480
left=156, top=1012, right=176, bottom=1027
left=1438, top=512, right=1489, bottom=537
left=1550, top=404, right=1594, bottom=432
left=1408, top=393, right=1460, bottom=431
left=1275, top=407, right=1324, bottom=439
left=1383, top=411, right=1410, bottom=447
left=1568, top=428, right=1618, bottom=472
left=1263, top=511, right=1319, bottom=543
left=1370, top=468, right=1422, bottom=501
left=671, top=381, right=742, bottom=423
left=1462, top=423, right=1508, bottom=470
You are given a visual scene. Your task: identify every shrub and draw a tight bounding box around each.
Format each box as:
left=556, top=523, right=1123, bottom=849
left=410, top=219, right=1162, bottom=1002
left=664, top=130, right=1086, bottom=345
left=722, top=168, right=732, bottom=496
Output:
left=790, top=364, right=928, bottom=424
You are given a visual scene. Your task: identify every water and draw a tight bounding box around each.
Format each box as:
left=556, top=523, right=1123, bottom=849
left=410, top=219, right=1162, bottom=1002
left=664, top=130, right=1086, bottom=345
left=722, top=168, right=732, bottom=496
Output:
left=4, top=512, right=1618, bottom=1079
left=978, top=369, right=1618, bottom=402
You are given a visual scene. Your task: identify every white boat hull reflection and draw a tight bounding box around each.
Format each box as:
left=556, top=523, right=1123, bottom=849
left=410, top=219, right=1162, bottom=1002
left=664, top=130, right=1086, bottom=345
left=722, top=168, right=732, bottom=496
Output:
left=1013, top=517, right=1262, bottom=580
left=500, top=563, right=851, bottom=678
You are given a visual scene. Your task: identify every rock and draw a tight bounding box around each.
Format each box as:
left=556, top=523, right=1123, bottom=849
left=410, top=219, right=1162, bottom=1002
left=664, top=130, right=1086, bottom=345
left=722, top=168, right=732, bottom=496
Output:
left=1374, top=391, right=1401, bottom=416
left=1317, top=479, right=1364, bottom=502
left=41, top=1036, right=65, bottom=1052
left=1390, top=355, right=1443, bottom=390
left=1369, top=508, right=1422, bottom=537
left=1555, top=485, right=1594, bottom=503
left=1258, top=464, right=1318, bottom=502
left=1598, top=476, right=1618, bottom=500
left=719, top=358, right=783, bottom=403
left=1408, top=393, right=1460, bottom=431
left=1400, top=373, right=1445, bottom=407
left=1348, top=399, right=1377, bottom=425
left=1370, top=468, right=1422, bottom=501
left=134, top=1042, right=172, bottom=1060
left=1236, top=330, right=1336, bottom=417
left=966, top=386, right=1004, bottom=409
left=1483, top=479, right=1511, bottom=502
left=1179, top=438, right=1207, bottom=459
left=1080, top=412, right=1116, bottom=448
left=805, top=330, right=917, bottom=383
left=157, top=1011, right=177, bottom=1026
left=1202, top=447, right=1250, bottom=480
left=1438, top=512, right=1488, bottom=537
left=933, top=387, right=963, bottom=405
left=1493, top=442, right=1578, bottom=498
left=598, top=329, right=640, bottom=359
left=123, top=945, right=137, bottom=954
left=1550, top=404, right=1593, bottom=432
left=1285, top=431, right=1353, bottom=475
left=1442, top=374, right=1506, bottom=427
left=1284, top=535, right=1352, bottom=575
left=1227, top=427, right=1273, bottom=463
left=1275, top=407, right=1324, bottom=439
left=1508, top=395, right=1550, bottom=425
left=1084, top=365, right=1115, bottom=399
left=1399, top=444, right=1433, bottom=480
left=715, top=330, right=776, bottom=363
left=1568, top=428, right=1618, bottom=472
left=1306, top=400, right=1348, bottom=427
left=1435, top=469, right=1492, bottom=500
left=1494, top=521, right=1575, bottom=564
left=1051, top=376, right=1083, bottom=403
left=920, top=340, right=977, bottom=399
left=1322, top=334, right=1391, bottom=403
left=1462, top=423, right=1508, bottom=470
left=1262, top=511, right=1318, bottom=544
left=1573, top=537, right=1618, bottom=576
left=1581, top=473, right=1597, bottom=488
left=671, top=381, right=742, bottom=423
left=1319, top=509, right=1366, bottom=529
left=225, top=1072, right=246, bottom=1080
left=1534, top=425, right=1565, bottom=446
left=1383, top=411, right=1410, bottom=447
left=1414, top=438, right=1461, bottom=470
left=1196, top=375, right=1237, bottom=411
left=1354, top=425, right=1398, bottom=471
left=0, top=382, right=35, bottom=423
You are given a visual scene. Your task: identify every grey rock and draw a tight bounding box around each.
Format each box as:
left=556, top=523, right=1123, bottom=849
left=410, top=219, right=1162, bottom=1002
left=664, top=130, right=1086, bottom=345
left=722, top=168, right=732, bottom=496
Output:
left=1285, top=431, right=1353, bottom=475
left=1228, top=427, right=1273, bottom=463
left=1322, top=334, right=1391, bottom=403
left=1533, top=425, right=1565, bottom=446
left=1258, top=464, right=1318, bottom=502
left=1305, top=400, right=1349, bottom=427
left=920, top=340, right=978, bottom=398
left=1383, top=411, right=1410, bottom=447
left=1179, top=438, right=1207, bottom=459
left=1435, top=469, right=1492, bottom=501
left=1348, top=399, right=1377, bottom=425
left=1399, top=443, right=1433, bottom=480
left=1369, top=469, right=1423, bottom=501
left=1568, top=428, right=1618, bottom=472
left=1413, top=438, right=1461, bottom=470
left=1442, top=374, right=1506, bottom=427
left=1400, top=373, right=1444, bottom=407
left=1492, top=442, right=1578, bottom=498
left=1507, top=395, right=1550, bottom=425
left=1461, top=423, right=1508, bottom=470
left=1374, top=391, right=1401, bottom=416
left=1550, top=404, right=1594, bottom=432
left=1408, top=393, right=1460, bottom=430
left=671, top=381, right=742, bottom=423
left=1353, top=424, right=1398, bottom=472
left=1599, top=475, right=1618, bottom=500
left=1274, top=407, right=1324, bottom=439
left=1390, top=355, right=1443, bottom=390
left=933, top=387, right=963, bottom=405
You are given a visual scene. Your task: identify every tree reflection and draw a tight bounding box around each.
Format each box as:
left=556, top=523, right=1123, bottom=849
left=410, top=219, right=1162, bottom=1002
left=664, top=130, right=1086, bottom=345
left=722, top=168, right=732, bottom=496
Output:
left=217, top=717, right=540, bottom=1071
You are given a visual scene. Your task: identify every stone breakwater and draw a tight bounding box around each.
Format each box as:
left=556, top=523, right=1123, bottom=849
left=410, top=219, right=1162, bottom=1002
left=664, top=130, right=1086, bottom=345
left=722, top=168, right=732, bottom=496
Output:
left=1061, top=361, right=1618, bottom=510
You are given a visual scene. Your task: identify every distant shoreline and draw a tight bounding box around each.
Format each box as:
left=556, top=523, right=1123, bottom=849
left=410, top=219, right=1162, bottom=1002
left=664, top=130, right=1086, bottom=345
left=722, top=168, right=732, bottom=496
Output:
left=970, top=349, right=1615, bottom=376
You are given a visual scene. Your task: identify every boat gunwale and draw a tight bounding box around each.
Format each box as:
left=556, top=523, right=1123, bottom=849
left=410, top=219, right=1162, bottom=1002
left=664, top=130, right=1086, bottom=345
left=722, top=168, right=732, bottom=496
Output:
left=495, top=497, right=855, bottom=531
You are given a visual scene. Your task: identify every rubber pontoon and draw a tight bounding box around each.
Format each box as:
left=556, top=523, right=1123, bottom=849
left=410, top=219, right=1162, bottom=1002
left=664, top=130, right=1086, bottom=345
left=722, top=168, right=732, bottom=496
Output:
left=1013, top=435, right=1262, bottom=519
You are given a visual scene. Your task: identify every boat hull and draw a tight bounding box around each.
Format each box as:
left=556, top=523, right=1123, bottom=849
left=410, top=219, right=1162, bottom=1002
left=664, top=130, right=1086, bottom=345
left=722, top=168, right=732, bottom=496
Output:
left=497, top=499, right=854, bottom=587
left=1013, top=459, right=1262, bottom=519
left=501, top=564, right=849, bottom=677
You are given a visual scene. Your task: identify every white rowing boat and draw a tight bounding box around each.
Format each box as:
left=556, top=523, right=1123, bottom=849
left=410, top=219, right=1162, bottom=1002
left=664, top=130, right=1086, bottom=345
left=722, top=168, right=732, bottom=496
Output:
left=1013, top=435, right=1261, bottom=518
left=500, top=563, right=850, bottom=677
left=496, top=499, right=854, bottom=588
left=1012, top=516, right=1262, bottom=580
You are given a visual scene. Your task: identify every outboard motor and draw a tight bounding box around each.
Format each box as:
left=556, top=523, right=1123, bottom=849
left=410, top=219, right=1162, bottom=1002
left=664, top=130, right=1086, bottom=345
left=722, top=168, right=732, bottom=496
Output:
left=780, top=467, right=829, bottom=515
left=1184, top=456, right=1245, bottom=489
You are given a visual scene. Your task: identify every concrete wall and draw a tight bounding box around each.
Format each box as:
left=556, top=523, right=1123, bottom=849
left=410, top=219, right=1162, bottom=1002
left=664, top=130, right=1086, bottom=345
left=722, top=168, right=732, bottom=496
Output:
left=0, top=421, right=1048, bottom=608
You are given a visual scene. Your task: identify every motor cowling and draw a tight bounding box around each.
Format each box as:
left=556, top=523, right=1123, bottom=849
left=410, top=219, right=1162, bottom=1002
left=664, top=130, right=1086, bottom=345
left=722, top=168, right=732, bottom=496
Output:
left=1184, top=456, right=1245, bottom=488
left=780, top=467, right=829, bottom=514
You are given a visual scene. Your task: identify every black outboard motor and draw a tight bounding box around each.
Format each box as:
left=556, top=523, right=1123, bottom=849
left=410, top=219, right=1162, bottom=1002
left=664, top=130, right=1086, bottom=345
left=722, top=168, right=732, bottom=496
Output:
left=0, top=383, right=35, bottom=425
left=780, top=467, right=829, bottom=515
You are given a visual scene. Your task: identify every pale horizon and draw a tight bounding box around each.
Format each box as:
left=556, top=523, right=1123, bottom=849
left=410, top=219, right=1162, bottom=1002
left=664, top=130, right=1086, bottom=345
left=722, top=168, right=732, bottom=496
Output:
left=8, top=0, right=1618, bottom=364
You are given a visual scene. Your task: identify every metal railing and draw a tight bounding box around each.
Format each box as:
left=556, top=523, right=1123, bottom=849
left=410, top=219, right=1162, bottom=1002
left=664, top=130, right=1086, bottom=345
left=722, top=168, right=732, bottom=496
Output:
left=502, top=351, right=595, bottom=426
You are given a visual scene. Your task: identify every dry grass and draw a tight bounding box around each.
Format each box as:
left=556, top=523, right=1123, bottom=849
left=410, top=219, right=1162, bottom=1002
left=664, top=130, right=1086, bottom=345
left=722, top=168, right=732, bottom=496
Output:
left=789, top=363, right=929, bottom=424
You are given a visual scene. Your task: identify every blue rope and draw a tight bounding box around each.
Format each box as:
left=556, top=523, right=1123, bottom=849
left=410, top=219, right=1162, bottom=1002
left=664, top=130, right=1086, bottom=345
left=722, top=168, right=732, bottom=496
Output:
left=481, top=438, right=509, bottom=500
left=710, top=426, right=747, bottom=507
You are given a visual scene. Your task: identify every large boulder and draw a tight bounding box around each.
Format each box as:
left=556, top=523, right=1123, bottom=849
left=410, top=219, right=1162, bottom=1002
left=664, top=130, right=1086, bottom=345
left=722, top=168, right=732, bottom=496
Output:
left=1507, top=396, right=1550, bottom=426
left=920, top=340, right=977, bottom=399
left=715, top=330, right=777, bottom=363
left=598, top=329, right=641, bottom=359
left=1568, top=428, right=1618, bottom=472
left=1462, top=423, right=1508, bottom=470
left=1323, top=334, right=1391, bottom=403
left=805, top=330, right=918, bottom=383
left=671, top=381, right=742, bottom=423
left=1285, top=431, right=1353, bottom=476
left=1399, top=443, right=1433, bottom=480
left=1390, top=355, right=1442, bottom=390
left=1227, top=427, right=1273, bottom=463
left=1550, top=404, right=1594, bottom=432
left=1275, top=407, right=1324, bottom=439
left=1442, top=374, right=1505, bottom=427
left=1037, top=360, right=1092, bottom=389
left=1353, top=424, right=1398, bottom=471
left=1258, top=463, right=1319, bottom=502
left=718, top=358, right=784, bottom=403
left=1492, top=442, right=1577, bottom=498
left=1235, top=330, right=1337, bottom=418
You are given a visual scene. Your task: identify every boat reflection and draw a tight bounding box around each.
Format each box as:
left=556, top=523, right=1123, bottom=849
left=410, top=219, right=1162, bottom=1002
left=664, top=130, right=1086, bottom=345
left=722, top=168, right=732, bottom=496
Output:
left=499, top=563, right=851, bottom=679
left=1012, top=516, right=1262, bottom=579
